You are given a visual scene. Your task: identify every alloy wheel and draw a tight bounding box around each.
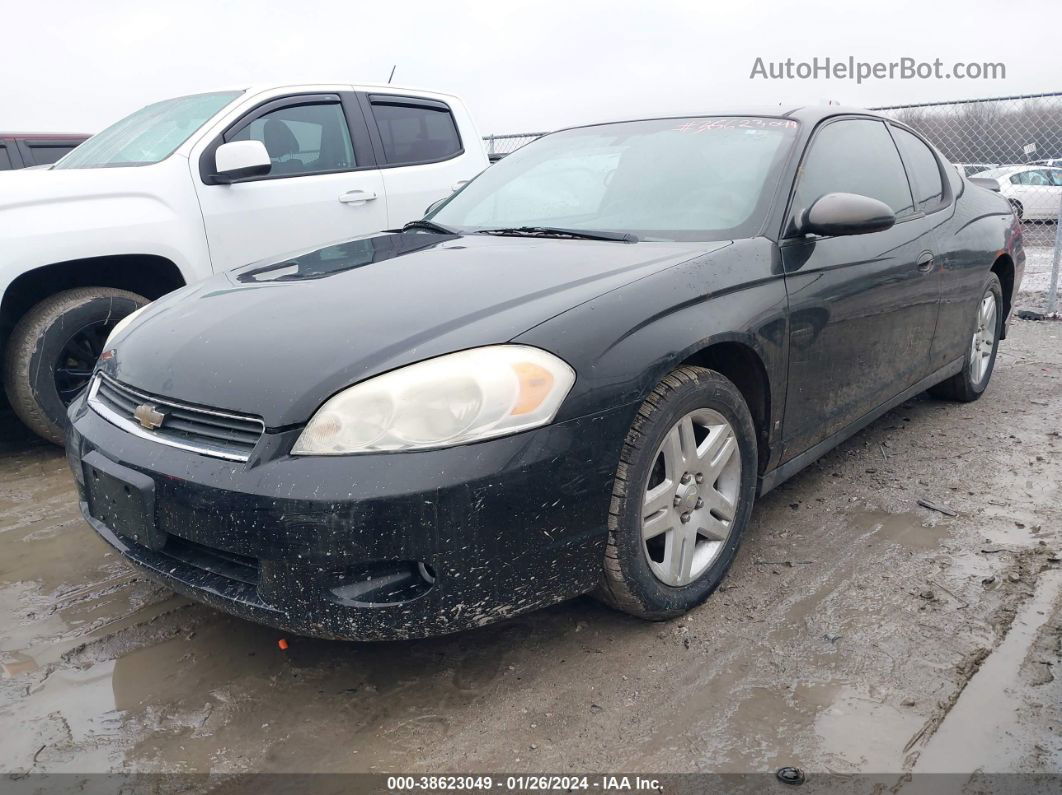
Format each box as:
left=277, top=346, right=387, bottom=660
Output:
left=641, top=409, right=742, bottom=586
left=970, top=291, right=997, bottom=385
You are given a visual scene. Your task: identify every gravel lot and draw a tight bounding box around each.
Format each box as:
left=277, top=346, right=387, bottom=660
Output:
left=1, top=315, right=1060, bottom=784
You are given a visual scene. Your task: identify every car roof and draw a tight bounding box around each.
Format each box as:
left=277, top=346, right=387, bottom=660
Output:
left=981, top=164, right=1061, bottom=175
left=0, top=132, right=89, bottom=139
left=238, top=82, right=462, bottom=101
left=551, top=105, right=905, bottom=135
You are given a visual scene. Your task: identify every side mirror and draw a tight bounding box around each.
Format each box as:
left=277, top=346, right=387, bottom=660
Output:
left=214, top=140, right=271, bottom=183
left=798, top=192, right=896, bottom=237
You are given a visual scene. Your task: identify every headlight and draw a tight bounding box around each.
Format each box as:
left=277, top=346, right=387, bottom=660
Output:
left=292, top=345, right=576, bottom=455
left=104, top=304, right=150, bottom=348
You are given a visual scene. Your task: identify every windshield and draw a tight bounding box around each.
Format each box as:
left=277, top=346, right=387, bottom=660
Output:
left=431, top=117, right=799, bottom=241
left=54, top=91, right=242, bottom=169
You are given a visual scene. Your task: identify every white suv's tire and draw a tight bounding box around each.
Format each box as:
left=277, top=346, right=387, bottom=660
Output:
left=3, top=287, right=147, bottom=444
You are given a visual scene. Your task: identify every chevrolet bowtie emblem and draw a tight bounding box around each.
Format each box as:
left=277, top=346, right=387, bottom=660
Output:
left=133, top=403, right=166, bottom=430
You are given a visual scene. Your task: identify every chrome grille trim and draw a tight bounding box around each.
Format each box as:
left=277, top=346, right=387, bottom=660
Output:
left=87, top=373, right=265, bottom=462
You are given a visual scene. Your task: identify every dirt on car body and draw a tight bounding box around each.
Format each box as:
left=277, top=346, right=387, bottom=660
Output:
left=1, top=319, right=1060, bottom=783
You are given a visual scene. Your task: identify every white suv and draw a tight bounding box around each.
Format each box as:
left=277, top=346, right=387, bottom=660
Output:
left=0, top=83, right=488, bottom=443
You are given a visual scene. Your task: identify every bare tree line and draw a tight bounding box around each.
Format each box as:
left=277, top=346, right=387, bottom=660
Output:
left=879, top=97, right=1062, bottom=165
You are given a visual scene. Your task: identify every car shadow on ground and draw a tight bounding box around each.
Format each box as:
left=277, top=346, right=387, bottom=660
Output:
left=0, top=407, right=44, bottom=454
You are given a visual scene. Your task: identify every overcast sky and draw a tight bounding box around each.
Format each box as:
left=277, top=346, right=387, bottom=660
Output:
left=4, top=0, right=1058, bottom=136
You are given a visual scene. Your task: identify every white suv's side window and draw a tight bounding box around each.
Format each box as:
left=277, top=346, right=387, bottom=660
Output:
left=229, top=102, right=356, bottom=177
left=194, top=94, right=387, bottom=271
left=371, top=100, right=462, bottom=165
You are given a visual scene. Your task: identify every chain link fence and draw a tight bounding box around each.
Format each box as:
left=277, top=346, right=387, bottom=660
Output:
left=483, top=132, right=549, bottom=161
left=874, top=92, right=1062, bottom=314
left=484, top=91, right=1062, bottom=314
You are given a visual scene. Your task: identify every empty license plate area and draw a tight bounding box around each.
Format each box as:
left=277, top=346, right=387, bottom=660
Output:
left=82, top=450, right=165, bottom=550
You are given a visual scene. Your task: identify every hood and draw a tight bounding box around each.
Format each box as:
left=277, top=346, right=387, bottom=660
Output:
left=0, top=165, right=153, bottom=210
left=108, top=232, right=728, bottom=427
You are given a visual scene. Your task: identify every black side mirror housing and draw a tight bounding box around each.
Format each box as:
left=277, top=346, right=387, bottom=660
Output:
left=798, top=192, right=896, bottom=237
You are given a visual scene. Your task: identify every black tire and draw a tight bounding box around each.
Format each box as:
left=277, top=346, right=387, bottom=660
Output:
left=1009, top=199, right=1023, bottom=220
left=3, top=287, right=147, bottom=444
left=596, top=366, right=758, bottom=620
left=928, top=273, right=1003, bottom=403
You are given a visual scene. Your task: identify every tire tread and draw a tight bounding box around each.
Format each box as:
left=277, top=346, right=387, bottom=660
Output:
left=3, top=287, right=146, bottom=444
left=596, top=366, right=740, bottom=619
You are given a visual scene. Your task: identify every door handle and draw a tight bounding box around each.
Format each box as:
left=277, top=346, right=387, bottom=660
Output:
left=451, top=180, right=469, bottom=192
left=339, top=190, right=378, bottom=204
left=917, top=253, right=935, bottom=272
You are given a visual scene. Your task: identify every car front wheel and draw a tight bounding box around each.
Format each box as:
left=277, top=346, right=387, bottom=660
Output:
left=3, top=287, right=147, bottom=444
left=596, top=366, right=758, bottom=619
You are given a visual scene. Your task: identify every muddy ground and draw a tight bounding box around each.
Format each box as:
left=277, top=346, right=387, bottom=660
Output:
left=1, top=317, right=1060, bottom=787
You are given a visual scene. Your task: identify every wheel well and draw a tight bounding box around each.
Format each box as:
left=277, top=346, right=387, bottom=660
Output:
left=1, top=255, right=185, bottom=344
left=991, top=254, right=1015, bottom=338
left=681, top=342, right=771, bottom=473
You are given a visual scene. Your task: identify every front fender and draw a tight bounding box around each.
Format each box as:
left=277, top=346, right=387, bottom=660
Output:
left=515, top=237, right=787, bottom=449
left=0, top=161, right=212, bottom=302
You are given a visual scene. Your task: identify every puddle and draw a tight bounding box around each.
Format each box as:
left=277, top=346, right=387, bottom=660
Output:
left=849, top=510, right=951, bottom=551
left=913, top=568, right=1062, bottom=774
left=813, top=685, right=922, bottom=772
left=3, top=659, right=124, bottom=773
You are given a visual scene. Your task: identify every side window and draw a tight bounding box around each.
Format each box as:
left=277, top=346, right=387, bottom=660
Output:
left=892, top=127, right=945, bottom=211
left=229, top=102, right=355, bottom=177
left=1049, top=169, right=1062, bottom=187
left=1010, top=173, right=1026, bottom=185
left=370, top=100, right=462, bottom=165
left=0, top=145, right=11, bottom=170
left=1025, top=169, right=1050, bottom=186
left=25, top=144, right=78, bottom=166
left=794, top=119, right=915, bottom=220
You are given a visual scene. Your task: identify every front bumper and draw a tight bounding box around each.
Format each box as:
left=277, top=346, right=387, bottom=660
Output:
left=67, top=395, right=633, bottom=641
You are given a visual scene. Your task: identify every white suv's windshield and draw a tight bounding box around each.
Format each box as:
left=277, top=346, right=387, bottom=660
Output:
left=54, top=91, right=242, bottom=169
left=431, top=117, right=799, bottom=241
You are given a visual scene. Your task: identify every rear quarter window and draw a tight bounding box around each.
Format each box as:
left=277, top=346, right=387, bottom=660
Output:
left=370, top=100, right=462, bottom=165
left=891, top=127, right=946, bottom=212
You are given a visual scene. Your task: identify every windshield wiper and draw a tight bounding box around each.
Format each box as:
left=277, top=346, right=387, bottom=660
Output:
left=401, top=219, right=460, bottom=235
left=475, top=226, right=638, bottom=243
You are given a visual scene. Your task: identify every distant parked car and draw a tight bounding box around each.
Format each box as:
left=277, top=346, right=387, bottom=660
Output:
left=970, top=165, right=1062, bottom=220
left=0, top=133, right=88, bottom=170
left=1, top=83, right=488, bottom=444
left=953, top=162, right=999, bottom=177
left=1030, top=158, right=1062, bottom=168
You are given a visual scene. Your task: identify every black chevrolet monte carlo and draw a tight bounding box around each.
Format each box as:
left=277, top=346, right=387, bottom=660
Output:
left=67, top=106, right=1023, bottom=641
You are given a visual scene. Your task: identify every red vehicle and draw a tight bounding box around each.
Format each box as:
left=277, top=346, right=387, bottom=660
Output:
left=0, top=133, right=88, bottom=170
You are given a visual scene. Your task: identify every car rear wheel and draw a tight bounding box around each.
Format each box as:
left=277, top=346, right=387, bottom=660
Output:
left=929, top=273, right=1002, bottom=402
left=596, top=366, right=758, bottom=619
left=3, top=287, right=147, bottom=444
left=1009, top=199, right=1023, bottom=220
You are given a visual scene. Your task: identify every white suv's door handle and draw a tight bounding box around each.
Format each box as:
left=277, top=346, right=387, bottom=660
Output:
left=339, top=190, right=378, bottom=204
